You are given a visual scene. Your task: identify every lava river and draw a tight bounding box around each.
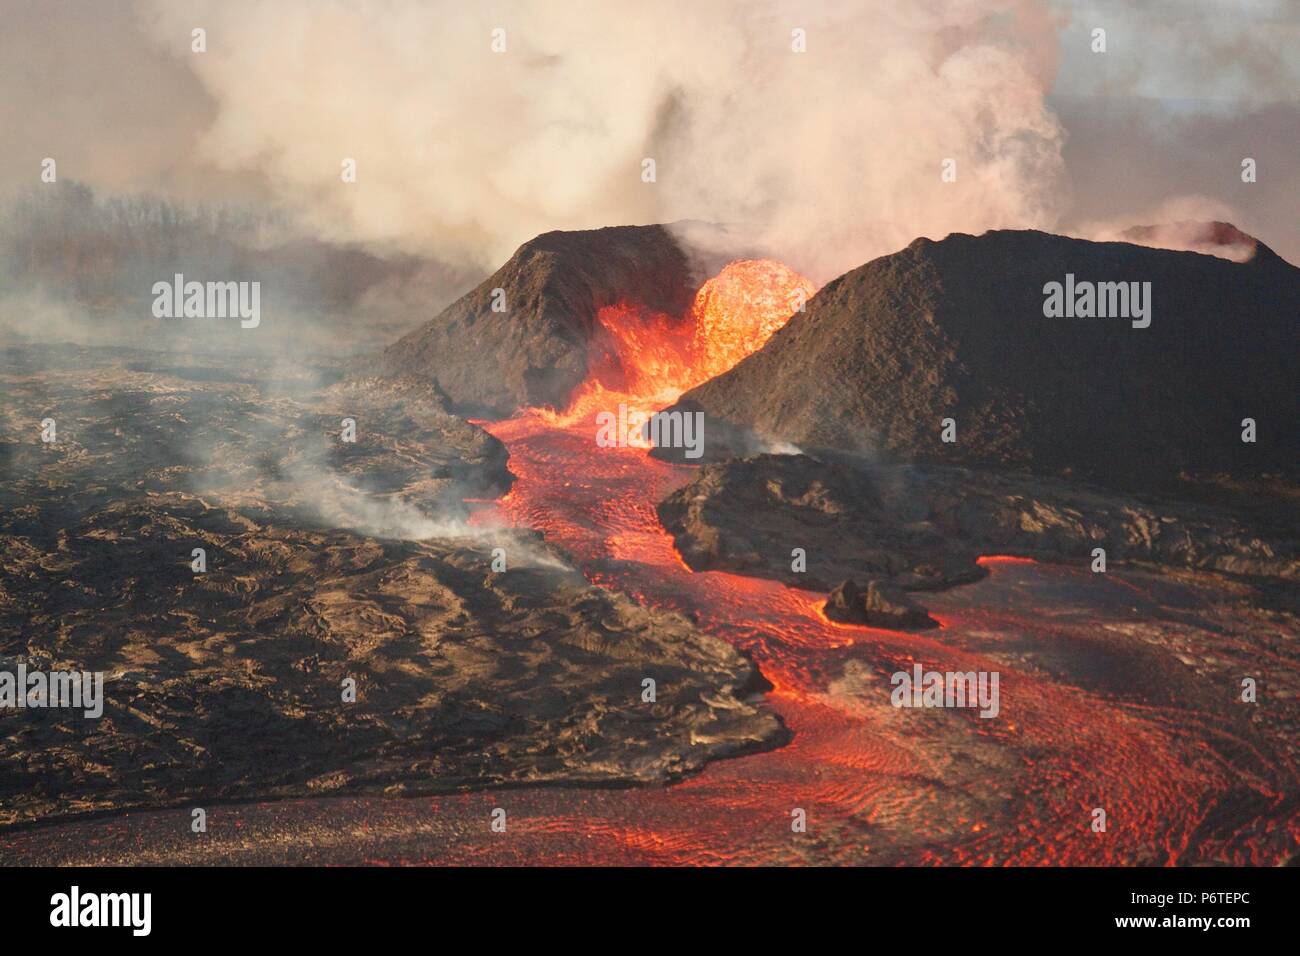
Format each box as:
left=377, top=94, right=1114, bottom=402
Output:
left=447, top=260, right=1300, bottom=866
left=5, top=261, right=1295, bottom=866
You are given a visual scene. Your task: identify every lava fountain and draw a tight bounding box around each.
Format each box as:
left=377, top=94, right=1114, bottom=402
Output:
left=525, top=258, right=816, bottom=431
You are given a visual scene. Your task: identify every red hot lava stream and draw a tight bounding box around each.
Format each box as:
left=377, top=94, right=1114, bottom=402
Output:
left=5, top=261, right=1292, bottom=866
left=459, top=259, right=1299, bottom=866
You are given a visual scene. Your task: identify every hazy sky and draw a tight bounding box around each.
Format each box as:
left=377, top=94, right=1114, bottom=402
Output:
left=2, top=0, right=1296, bottom=277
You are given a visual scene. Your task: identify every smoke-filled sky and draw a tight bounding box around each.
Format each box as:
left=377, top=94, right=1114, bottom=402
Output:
left=2, top=0, right=1297, bottom=282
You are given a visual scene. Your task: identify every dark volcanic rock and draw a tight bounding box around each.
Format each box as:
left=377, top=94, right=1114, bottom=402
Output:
left=655, top=453, right=985, bottom=593
left=369, top=224, right=698, bottom=415
left=824, top=579, right=938, bottom=629
left=657, top=453, right=1299, bottom=624
left=0, top=347, right=788, bottom=827
left=657, top=227, right=1299, bottom=491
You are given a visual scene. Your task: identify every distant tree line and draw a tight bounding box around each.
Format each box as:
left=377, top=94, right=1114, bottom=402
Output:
left=0, top=181, right=461, bottom=327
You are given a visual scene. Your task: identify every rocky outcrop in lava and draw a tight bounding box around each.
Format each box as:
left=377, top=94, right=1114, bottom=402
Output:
left=657, top=453, right=985, bottom=593
left=824, top=579, right=938, bottom=629
left=656, top=227, right=1299, bottom=491
left=658, top=453, right=1299, bottom=627
left=370, top=224, right=698, bottom=415
left=0, top=347, right=787, bottom=827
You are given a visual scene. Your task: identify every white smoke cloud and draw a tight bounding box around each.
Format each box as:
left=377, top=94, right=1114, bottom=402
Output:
left=6, top=1, right=1298, bottom=279
left=1051, top=0, right=1300, bottom=108
left=287, top=461, right=573, bottom=570
left=134, top=0, right=1069, bottom=283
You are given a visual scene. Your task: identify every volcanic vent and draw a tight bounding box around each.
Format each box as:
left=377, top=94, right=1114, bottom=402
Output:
left=371, top=224, right=700, bottom=415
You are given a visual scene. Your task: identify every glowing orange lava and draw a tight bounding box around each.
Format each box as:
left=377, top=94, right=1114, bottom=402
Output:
left=690, top=258, right=816, bottom=384
left=456, top=258, right=1300, bottom=867
left=2, top=258, right=1295, bottom=868
left=549, top=258, right=816, bottom=429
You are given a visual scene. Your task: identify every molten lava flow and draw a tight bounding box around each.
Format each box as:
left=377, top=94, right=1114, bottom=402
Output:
left=459, top=257, right=1298, bottom=867
left=548, top=258, right=816, bottom=430
left=5, top=260, right=1294, bottom=867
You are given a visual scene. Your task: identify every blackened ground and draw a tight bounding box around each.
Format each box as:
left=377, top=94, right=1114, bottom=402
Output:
left=0, top=346, right=786, bottom=828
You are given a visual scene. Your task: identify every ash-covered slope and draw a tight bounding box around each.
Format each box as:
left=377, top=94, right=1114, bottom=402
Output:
left=371, top=224, right=697, bottom=415
left=662, top=228, right=1299, bottom=489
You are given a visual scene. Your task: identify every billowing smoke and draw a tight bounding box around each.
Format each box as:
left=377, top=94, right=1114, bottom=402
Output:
left=278, top=448, right=574, bottom=571
left=127, top=0, right=1067, bottom=283
left=3, top=0, right=1297, bottom=293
